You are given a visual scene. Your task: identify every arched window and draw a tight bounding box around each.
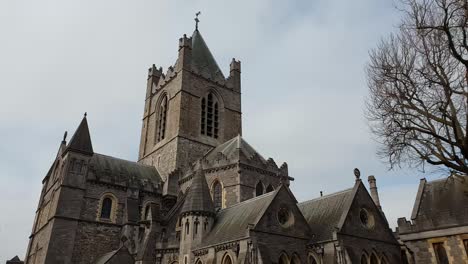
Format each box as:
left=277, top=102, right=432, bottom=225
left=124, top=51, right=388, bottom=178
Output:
left=201, top=92, right=219, bottom=138
left=308, top=255, right=318, bottom=264
left=291, top=254, right=301, bottom=264
left=222, top=255, right=232, bottom=264
left=361, top=254, right=368, bottom=264
left=144, top=204, right=150, bottom=220
left=255, top=181, right=264, bottom=196
left=184, top=220, right=190, bottom=239
left=212, top=180, right=222, bottom=210
left=194, top=218, right=199, bottom=238
left=100, top=197, right=113, bottom=219
left=380, top=254, right=389, bottom=264
left=370, top=254, right=378, bottom=264
left=279, top=253, right=289, bottom=264
left=433, top=243, right=449, bottom=264
left=266, top=184, right=274, bottom=193
left=156, top=95, right=168, bottom=142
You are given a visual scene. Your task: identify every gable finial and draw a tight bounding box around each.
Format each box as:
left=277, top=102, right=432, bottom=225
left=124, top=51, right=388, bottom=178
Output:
left=63, top=131, right=68, bottom=142
left=354, top=168, right=361, bottom=181
left=195, top=11, right=201, bottom=30
left=84, top=112, right=87, bottom=118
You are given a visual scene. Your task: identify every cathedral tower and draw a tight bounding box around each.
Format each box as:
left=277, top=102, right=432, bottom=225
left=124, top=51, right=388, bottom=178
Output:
left=138, top=28, right=242, bottom=181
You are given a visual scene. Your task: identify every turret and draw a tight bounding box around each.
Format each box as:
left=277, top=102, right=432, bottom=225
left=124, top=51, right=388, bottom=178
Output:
left=179, top=165, right=215, bottom=264
left=228, top=58, right=241, bottom=92
left=176, top=34, right=192, bottom=72
left=146, top=64, right=163, bottom=99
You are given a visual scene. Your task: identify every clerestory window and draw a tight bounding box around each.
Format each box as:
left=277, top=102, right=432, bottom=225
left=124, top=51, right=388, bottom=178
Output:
left=201, top=92, right=219, bottom=138
left=212, top=180, right=222, bottom=210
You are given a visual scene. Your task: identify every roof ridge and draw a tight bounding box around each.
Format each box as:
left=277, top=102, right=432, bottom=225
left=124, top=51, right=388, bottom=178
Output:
left=219, top=189, right=278, bottom=212
left=299, top=187, right=353, bottom=205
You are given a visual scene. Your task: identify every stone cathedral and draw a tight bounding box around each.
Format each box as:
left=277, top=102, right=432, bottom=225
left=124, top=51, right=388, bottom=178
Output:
left=22, top=24, right=403, bottom=264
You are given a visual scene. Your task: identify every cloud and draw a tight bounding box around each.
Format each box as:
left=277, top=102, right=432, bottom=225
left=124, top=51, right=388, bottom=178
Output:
left=0, top=0, right=434, bottom=261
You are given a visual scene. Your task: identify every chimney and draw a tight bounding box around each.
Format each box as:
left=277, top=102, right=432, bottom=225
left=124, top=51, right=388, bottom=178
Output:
left=368, top=175, right=381, bottom=209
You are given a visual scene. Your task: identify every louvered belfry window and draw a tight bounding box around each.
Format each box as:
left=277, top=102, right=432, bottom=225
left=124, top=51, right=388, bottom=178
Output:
left=201, top=92, right=219, bottom=138
left=156, top=96, right=168, bottom=142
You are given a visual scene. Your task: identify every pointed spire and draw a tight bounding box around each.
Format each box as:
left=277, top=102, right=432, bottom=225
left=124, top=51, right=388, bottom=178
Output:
left=191, top=29, right=225, bottom=79
left=67, top=113, right=93, bottom=155
left=180, top=164, right=215, bottom=215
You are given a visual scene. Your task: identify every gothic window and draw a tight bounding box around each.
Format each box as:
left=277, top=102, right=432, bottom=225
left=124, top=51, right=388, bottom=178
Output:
left=194, top=218, right=199, bottom=238
left=100, top=197, right=112, bottom=219
left=360, top=253, right=368, bottom=264
left=156, top=95, right=168, bottom=142
left=308, top=255, right=318, bottom=264
left=144, top=204, right=150, bottom=220
left=370, top=254, right=378, bottom=264
left=433, top=243, right=449, bottom=264
left=255, top=181, right=264, bottom=196
left=98, top=194, right=117, bottom=222
left=212, top=180, right=222, bottom=210
left=222, top=255, right=232, bottom=264
left=266, top=184, right=274, bottom=193
left=201, top=92, right=219, bottom=138
left=204, top=218, right=208, bottom=231
left=291, top=254, right=301, bottom=264
left=279, top=253, right=289, bottom=264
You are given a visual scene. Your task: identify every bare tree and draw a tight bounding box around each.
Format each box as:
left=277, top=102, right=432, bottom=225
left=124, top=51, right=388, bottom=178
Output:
left=366, top=0, right=468, bottom=175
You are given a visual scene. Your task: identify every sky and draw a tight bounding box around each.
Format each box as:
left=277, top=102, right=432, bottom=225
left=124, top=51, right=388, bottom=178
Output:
left=0, top=0, right=445, bottom=261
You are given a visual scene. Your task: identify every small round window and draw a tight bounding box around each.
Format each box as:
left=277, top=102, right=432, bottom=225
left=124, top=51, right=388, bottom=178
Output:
left=359, top=208, right=375, bottom=229
left=277, top=206, right=294, bottom=228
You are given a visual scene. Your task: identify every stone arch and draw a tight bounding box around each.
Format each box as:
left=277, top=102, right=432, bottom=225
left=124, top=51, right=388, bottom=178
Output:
left=97, top=192, right=118, bottom=223
left=369, top=252, right=378, bottom=264
left=255, top=181, right=264, bottom=197
left=380, top=253, right=389, bottom=264
left=155, top=92, right=169, bottom=143
left=279, top=252, right=289, bottom=264
left=308, top=252, right=319, bottom=264
left=291, top=253, right=301, bottom=264
left=222, top=253, right=233, bottom=264
left=211, top=179, right=223, bottom=209
left=360, top=250, right=369, bottom=264
left=195, top=258, right=203, bottom=264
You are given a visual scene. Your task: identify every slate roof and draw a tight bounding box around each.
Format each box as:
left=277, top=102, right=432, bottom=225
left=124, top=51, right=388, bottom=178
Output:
left=67, top=115, right=93, bottom=154
left=411, top=175, right=468, bottom=227
left=198, top=190, right=278, bottom=248
left=180, top=167, right=215, bottom=215
left=191, top=29, right=225, bottom=80
left=88, top=153, right=162, bottom=185
left=204, top=135, right=266, bottom=163
left=298, top=188, right=354, bottom=242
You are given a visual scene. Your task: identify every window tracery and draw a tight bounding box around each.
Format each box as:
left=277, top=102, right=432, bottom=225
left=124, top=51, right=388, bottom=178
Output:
left=201, top=92, right=219, bottom=138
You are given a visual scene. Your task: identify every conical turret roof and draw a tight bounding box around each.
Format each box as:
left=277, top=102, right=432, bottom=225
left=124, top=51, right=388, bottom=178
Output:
left=67, top=114, right=93, bottom=155
left=180, top=165, right=215, bottom=215
left=191, top=30, right=225, bottom=80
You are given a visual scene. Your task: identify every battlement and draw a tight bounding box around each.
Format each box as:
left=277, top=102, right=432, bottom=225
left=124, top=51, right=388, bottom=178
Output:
left=230, top=58, right=241, bottom=72
left=148, top=64, right=163, bottom=79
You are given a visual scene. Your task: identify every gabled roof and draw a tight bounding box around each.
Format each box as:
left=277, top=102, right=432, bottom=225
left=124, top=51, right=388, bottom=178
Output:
left=94, top=246, right=134, bottom=264
left=88, top=153, right=162, bottom=185
left=198, top=189, right=278, bottom=248
left=298, top=186, right=356, bottom=242
left=180, top=166, right=215, bottom=215
left=410, top=175, right=468, bottom=227
left=191, top=30, right=225, bottom=80
left=67, top=115, right=93, bottom=155
left=204, top=135, right=266, bottom=164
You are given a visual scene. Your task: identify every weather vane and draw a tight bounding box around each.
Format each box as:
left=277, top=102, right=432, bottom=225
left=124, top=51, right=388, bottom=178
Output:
left=195, top=11, right=201, bottom=30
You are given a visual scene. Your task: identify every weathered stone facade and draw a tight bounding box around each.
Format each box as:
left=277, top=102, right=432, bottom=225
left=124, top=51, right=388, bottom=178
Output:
left=22, top=27, right=402, bottom=264
left=397, top=176, right=468, bottom=264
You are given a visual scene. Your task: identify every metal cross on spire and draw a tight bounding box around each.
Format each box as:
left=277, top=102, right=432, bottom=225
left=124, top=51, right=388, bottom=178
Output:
left=195, top=11, right=201, bottom=30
